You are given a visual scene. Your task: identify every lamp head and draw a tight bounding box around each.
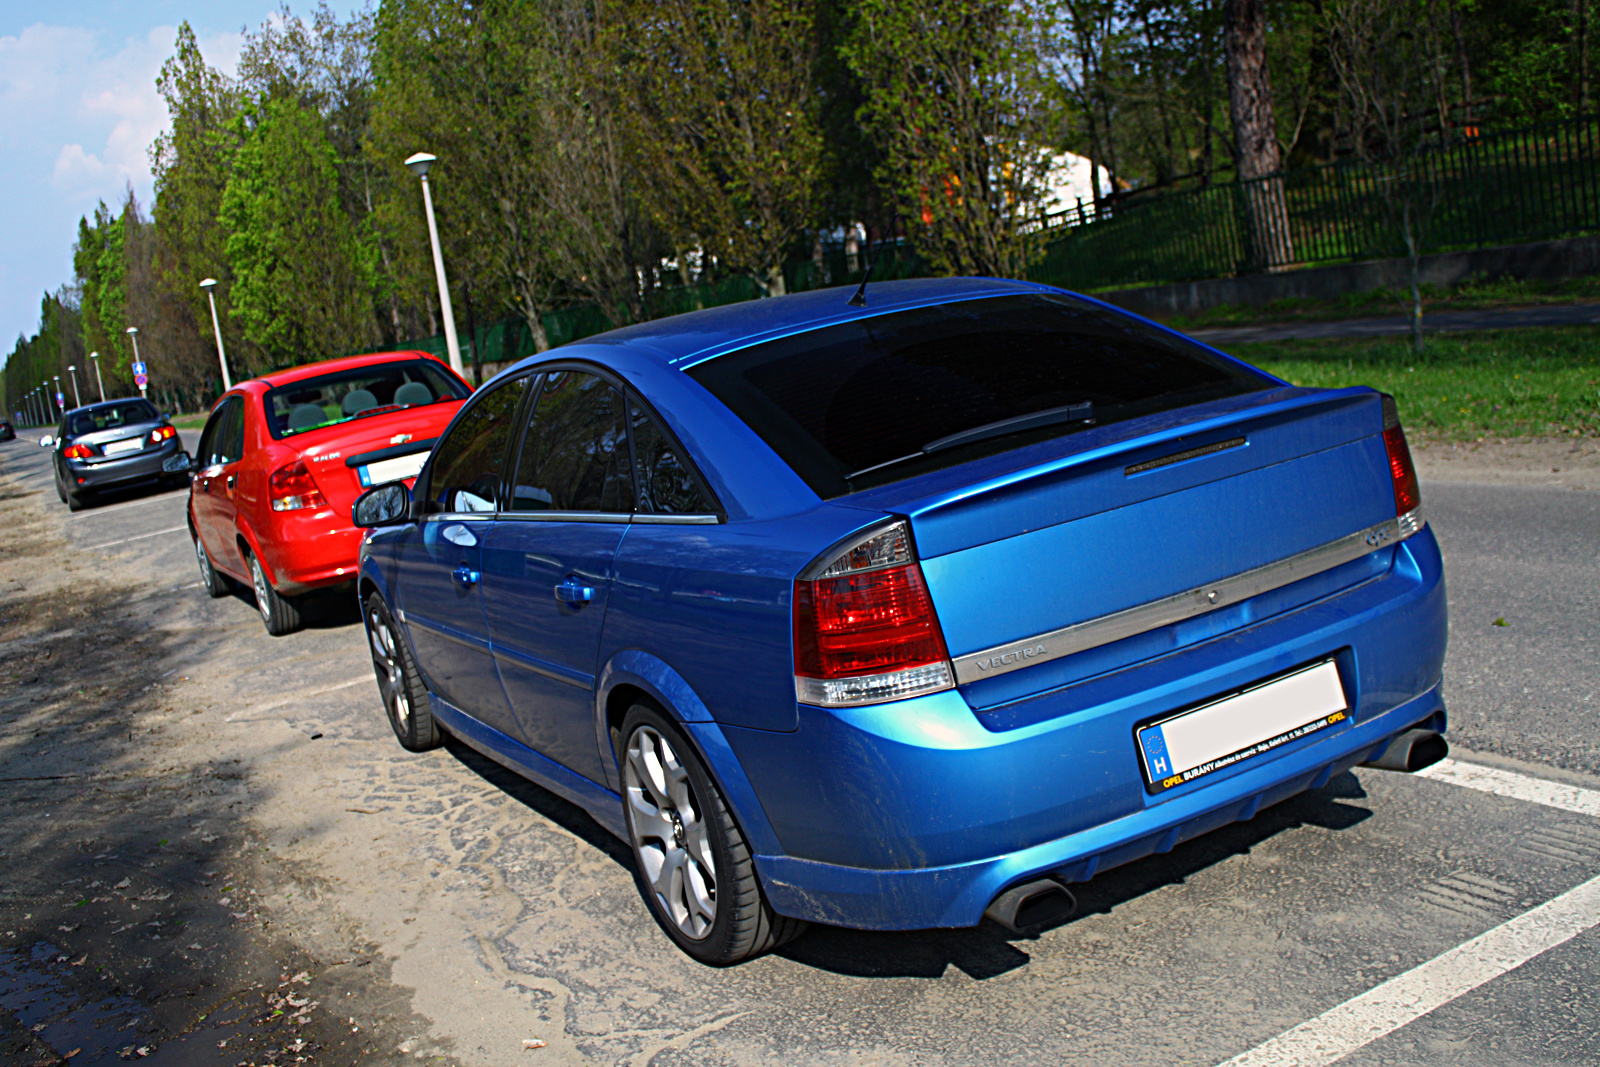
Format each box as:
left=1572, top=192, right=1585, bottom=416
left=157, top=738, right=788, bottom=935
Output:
left=90, top=351, right=98, bottom=359
left=404, top=151, right=437, bottom=178
left=199, top=277, right=218, bottom=291
left=125, top=326, right=138, bottom=335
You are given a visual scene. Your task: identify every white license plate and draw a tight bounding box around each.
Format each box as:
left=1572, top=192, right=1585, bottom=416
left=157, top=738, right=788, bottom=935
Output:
left=358, top=451, right=427, bottom=486
left=102, top=437, right=143, bottom=456
left=1137, top=659, right=1348, bottom=794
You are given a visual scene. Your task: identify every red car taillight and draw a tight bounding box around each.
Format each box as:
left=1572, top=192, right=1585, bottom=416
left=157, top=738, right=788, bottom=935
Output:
left=62, top=443, right=96, bottom=459
left=150, top=425, right=177, bottom=445
left=1380, top=394, right=1421, bottom=516
left=269, top=460, right=327, bottom=512
left=793, top=519, right=954, bottom=707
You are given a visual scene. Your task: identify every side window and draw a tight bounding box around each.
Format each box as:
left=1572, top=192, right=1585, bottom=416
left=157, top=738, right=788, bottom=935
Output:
left=424, top=375, right=530, bottom=514
left=629, top=400, right=716, bottom=515
left=196, top=398, right=243, bottom=467
left=508, top=370, right=633, bottom=513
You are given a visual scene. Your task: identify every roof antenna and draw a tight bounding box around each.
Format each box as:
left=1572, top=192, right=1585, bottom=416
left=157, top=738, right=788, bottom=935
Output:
left=846, top=225, right=875, bottom=308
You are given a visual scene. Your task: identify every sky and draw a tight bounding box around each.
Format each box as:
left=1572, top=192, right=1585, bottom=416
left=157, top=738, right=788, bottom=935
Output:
left=0, top=3, right=358, bottom=361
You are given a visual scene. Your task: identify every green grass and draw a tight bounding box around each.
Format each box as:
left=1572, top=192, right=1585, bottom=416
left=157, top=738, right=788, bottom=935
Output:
left=1164, top=275, right=1600, bottom=331
left=1231, top=326, right=1600, bottom=439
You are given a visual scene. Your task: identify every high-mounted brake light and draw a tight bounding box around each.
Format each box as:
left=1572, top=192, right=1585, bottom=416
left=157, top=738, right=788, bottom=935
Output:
left=149, top=425, right=177, bottom=445
left=269, top=459, right=327, bottom=512
left=61, top=443, right=96, bottom=459
left=793, top=519, right=955, bottom=707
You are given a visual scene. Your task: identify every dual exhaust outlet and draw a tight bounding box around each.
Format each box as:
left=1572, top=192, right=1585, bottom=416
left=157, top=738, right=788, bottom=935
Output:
left=983, top=728, right=1446, bottom=935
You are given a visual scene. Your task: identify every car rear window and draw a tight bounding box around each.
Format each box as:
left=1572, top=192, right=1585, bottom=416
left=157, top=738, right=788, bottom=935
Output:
left=70, top=400, right=159, bottom=436
left=686, top=293, right=1275, bottom=498
left=264, top=358, right=470, bottom=439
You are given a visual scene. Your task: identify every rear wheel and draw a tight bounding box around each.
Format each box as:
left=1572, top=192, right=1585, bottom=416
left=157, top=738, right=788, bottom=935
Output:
left=248, top=551, right=302, bottom=635
left=364, top=592, right=439, bottom=751
left=193, top=530, right=232, bottom=598
left=66, top=488, right=88, bottom=512
left=620, top=704, right=805, bottom=965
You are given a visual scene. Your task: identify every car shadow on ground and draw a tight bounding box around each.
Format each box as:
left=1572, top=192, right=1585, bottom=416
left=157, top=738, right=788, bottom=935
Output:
left=436, top=713, right=1374, bottom=982
left=223, top=582, right=364, bottom=632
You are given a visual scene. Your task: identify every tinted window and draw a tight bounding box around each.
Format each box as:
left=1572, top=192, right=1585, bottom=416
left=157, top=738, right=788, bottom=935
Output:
left=196, top=397, right=245, bottom=467
left=687, top=293, right=1273, bottom=498
left=424, top=376, right=530, bottom=514
left=263, top=358, right=469, bottom=439
left=508, top=371, right=633, bottom=513
left=629, top=401, right=715, bottom=515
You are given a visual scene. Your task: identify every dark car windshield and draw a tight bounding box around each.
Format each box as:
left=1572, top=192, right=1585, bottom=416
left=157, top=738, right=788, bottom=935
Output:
left=68, top=400, right=159, bottom=437
left=263, top=359, right=469, bottom=439
left=686, top=293, right=1274, bottom=498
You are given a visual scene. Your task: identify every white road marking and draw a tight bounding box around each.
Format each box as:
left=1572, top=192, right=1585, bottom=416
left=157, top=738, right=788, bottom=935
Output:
left=1221, top=760, right=1600, bottom=1067
left=1417, top=758, right=1600, bottom=818
left=81, top=524, right=189, bottom=551
left=1220, top=873, right=1600, bottom=1067
left=224, top=676, right=370, bottom=721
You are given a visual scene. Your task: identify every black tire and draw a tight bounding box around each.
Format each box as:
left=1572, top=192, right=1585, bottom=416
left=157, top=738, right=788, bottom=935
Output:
left=193, top=530, right=233, bottom=598
left=66, top=488, right=88, bottom=512
left=247, top=550, right=302, bottom=636
left=363, top=592, right=439, bottom=751
left=54, top=469, right=67, bottom=504
left=619, top=703, right=806, bottom=965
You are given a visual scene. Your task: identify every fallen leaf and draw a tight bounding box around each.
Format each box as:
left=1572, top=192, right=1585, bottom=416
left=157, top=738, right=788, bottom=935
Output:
left=1493, top=616, right=1509, bottom=627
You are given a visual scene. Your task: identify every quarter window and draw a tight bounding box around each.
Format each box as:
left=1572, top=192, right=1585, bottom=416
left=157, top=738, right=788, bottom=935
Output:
left=629, top=401, right=715, bottom=515
left=508, top=371, right=633, bottom=513
left=424, top=375, right=530, bottom=514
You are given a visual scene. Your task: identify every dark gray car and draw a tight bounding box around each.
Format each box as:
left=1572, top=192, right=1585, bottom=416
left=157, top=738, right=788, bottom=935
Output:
left=41, top=398, right=184, bottom=511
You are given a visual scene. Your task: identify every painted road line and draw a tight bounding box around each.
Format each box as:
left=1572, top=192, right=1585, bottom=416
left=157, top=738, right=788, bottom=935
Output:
left=224, top=677, right=370, bottom=721
left=81, top=524, right=189, bottom=551
left=1219, top=872, right=1600, bottom=1067
left=1221, top=760, right=1600, bottom=1067
left=1417, top=758, right=1600, bottom=818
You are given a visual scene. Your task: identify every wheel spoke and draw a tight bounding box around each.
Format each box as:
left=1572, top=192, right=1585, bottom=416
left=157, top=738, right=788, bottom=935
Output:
left=626, top=787, right=675, bottom=843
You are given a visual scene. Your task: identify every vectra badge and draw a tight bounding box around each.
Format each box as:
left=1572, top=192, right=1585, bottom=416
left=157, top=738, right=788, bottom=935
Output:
left=973, top=644, right=1049, bottom=672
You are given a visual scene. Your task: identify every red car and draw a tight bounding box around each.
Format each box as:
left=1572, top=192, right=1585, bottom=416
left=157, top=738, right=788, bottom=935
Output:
left=174, top=351, right=471, bottom=634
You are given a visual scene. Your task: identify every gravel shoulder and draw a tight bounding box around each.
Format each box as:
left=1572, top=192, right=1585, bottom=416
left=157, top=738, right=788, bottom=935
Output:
left=1411, top=435, right=1600, bottom=492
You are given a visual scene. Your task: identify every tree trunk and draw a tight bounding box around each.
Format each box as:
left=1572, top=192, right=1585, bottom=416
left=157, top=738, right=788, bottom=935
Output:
left=1224, top=0, right=1295, bottom=270
left=1404, top=201, right=1424, bottom=355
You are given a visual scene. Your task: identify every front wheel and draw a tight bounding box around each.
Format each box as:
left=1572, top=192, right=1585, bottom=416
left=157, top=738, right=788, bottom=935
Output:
left=364, top=592, right=439, bottom=751
left=248, top=551, right=302, bottom=635
left=620, top=704, right=805, bottom=965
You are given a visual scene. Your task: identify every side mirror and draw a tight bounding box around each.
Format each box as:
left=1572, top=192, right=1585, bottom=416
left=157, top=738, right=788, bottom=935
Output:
left=352, top=481, right=412, bottom=528
left=162, top=451, right=196, bottom=474
left=38, top=435, right=54, bottom=448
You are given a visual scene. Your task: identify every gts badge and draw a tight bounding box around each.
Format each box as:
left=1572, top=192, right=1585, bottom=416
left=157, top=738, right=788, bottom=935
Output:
left=974, top=644, right=1049, bottom=672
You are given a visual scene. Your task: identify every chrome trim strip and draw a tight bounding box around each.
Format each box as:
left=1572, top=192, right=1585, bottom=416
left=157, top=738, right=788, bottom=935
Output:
left=630, top=513, right=722, bottom=525
left=494, top=510, right=632, bottom=524
left=951, top=508, right=1426, bottom=686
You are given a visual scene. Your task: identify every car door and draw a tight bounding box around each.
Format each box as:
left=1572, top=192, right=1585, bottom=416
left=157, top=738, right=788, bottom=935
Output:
left=393, top=374, right=531, bottom=735
left=193, top=397, right=246, bottom=575
left=481, top=369, right=634, bottom=785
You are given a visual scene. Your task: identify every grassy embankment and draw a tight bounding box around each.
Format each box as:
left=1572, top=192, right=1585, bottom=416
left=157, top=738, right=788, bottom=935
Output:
left=1231, top=326, right=1600, bottom=440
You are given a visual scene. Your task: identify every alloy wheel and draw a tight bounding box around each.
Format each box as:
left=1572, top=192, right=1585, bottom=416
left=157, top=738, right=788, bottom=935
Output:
left=367, top=603, right=410, bottom=731
left=624, top=725, right=717, bottom=940
left=250, top=556, right=273, bottom=626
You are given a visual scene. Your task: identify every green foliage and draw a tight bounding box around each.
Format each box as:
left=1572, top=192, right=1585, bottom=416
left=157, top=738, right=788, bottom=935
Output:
left=843, top=0, right=1054, bottom=279
left=1236, top=326, right=1600, bottom=438
left=73, top=203, right=128, bottom=364
left=219, top=96, right=382, bottom=365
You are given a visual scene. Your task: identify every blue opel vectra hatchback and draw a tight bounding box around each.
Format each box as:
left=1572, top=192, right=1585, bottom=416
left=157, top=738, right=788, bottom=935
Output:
left=351, top=277, right=1448, bottom=964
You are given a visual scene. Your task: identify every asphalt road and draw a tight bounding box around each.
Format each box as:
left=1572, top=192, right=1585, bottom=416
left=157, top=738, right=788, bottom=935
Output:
left=1187, top=303, right=1600, bottom=345
left=2, top=437, right=1598, bottom=1067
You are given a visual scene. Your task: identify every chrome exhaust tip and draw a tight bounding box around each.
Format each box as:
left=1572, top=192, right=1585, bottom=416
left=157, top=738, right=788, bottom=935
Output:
left=1361, top=728, right=1448, bottom=773
left=984, top=877, right=1077, bottom=933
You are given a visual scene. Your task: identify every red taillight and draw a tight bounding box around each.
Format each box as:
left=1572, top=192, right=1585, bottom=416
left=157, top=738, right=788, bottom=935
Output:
left=150, top=425, right=176, bottom=444
left=1380, top=395, right=1421, bottom=515
left=269, top=460, right=327, bottom=512
left=793, top=520, right=954, bottom=706
left=62, top=443, right=95, bottom=459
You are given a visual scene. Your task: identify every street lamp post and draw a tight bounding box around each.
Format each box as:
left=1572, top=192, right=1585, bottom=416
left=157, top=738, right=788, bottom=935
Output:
left=53, top=376, right=63, bottom=413
left=126, top=326, right=146, bottom=399
left=90, top=352, right=105, bottom=402
left=198, top=278, right=233, bottom=390
left=67, top=365, right=81, bottom=407
left=403, top=152, right=465, bottom=378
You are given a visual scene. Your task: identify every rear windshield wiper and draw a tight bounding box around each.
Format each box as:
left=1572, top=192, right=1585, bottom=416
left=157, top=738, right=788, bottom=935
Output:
left=843, top=401, right=1096, bottom=485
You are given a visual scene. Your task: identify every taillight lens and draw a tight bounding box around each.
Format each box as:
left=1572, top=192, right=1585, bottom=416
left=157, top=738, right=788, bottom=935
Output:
left=62, top=443, right=96, bottom=459
left=1380, top=394, right=1421, bottom=516
left=269, top=460, right=327, bottom=512
left=150, top=425, right=177, bottom=445
left=793, top=520, right=954, bottom=707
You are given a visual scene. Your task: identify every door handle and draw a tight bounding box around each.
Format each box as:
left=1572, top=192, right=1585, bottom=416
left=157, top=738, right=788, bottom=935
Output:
left=452, top=565, right=481, bottom=588
left=200, top=478, right=210, bottom=493
left=226, top=474, right=236, bottom=491
left=554, top=579, right=594, bottom=605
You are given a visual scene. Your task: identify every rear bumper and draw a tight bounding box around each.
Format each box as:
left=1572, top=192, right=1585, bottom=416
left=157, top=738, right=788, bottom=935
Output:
left=66, top=438, right=181, bottom=491
left=256, top=512, right=364, bottom=594
left=720, top=526, right=1448, bottom=931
